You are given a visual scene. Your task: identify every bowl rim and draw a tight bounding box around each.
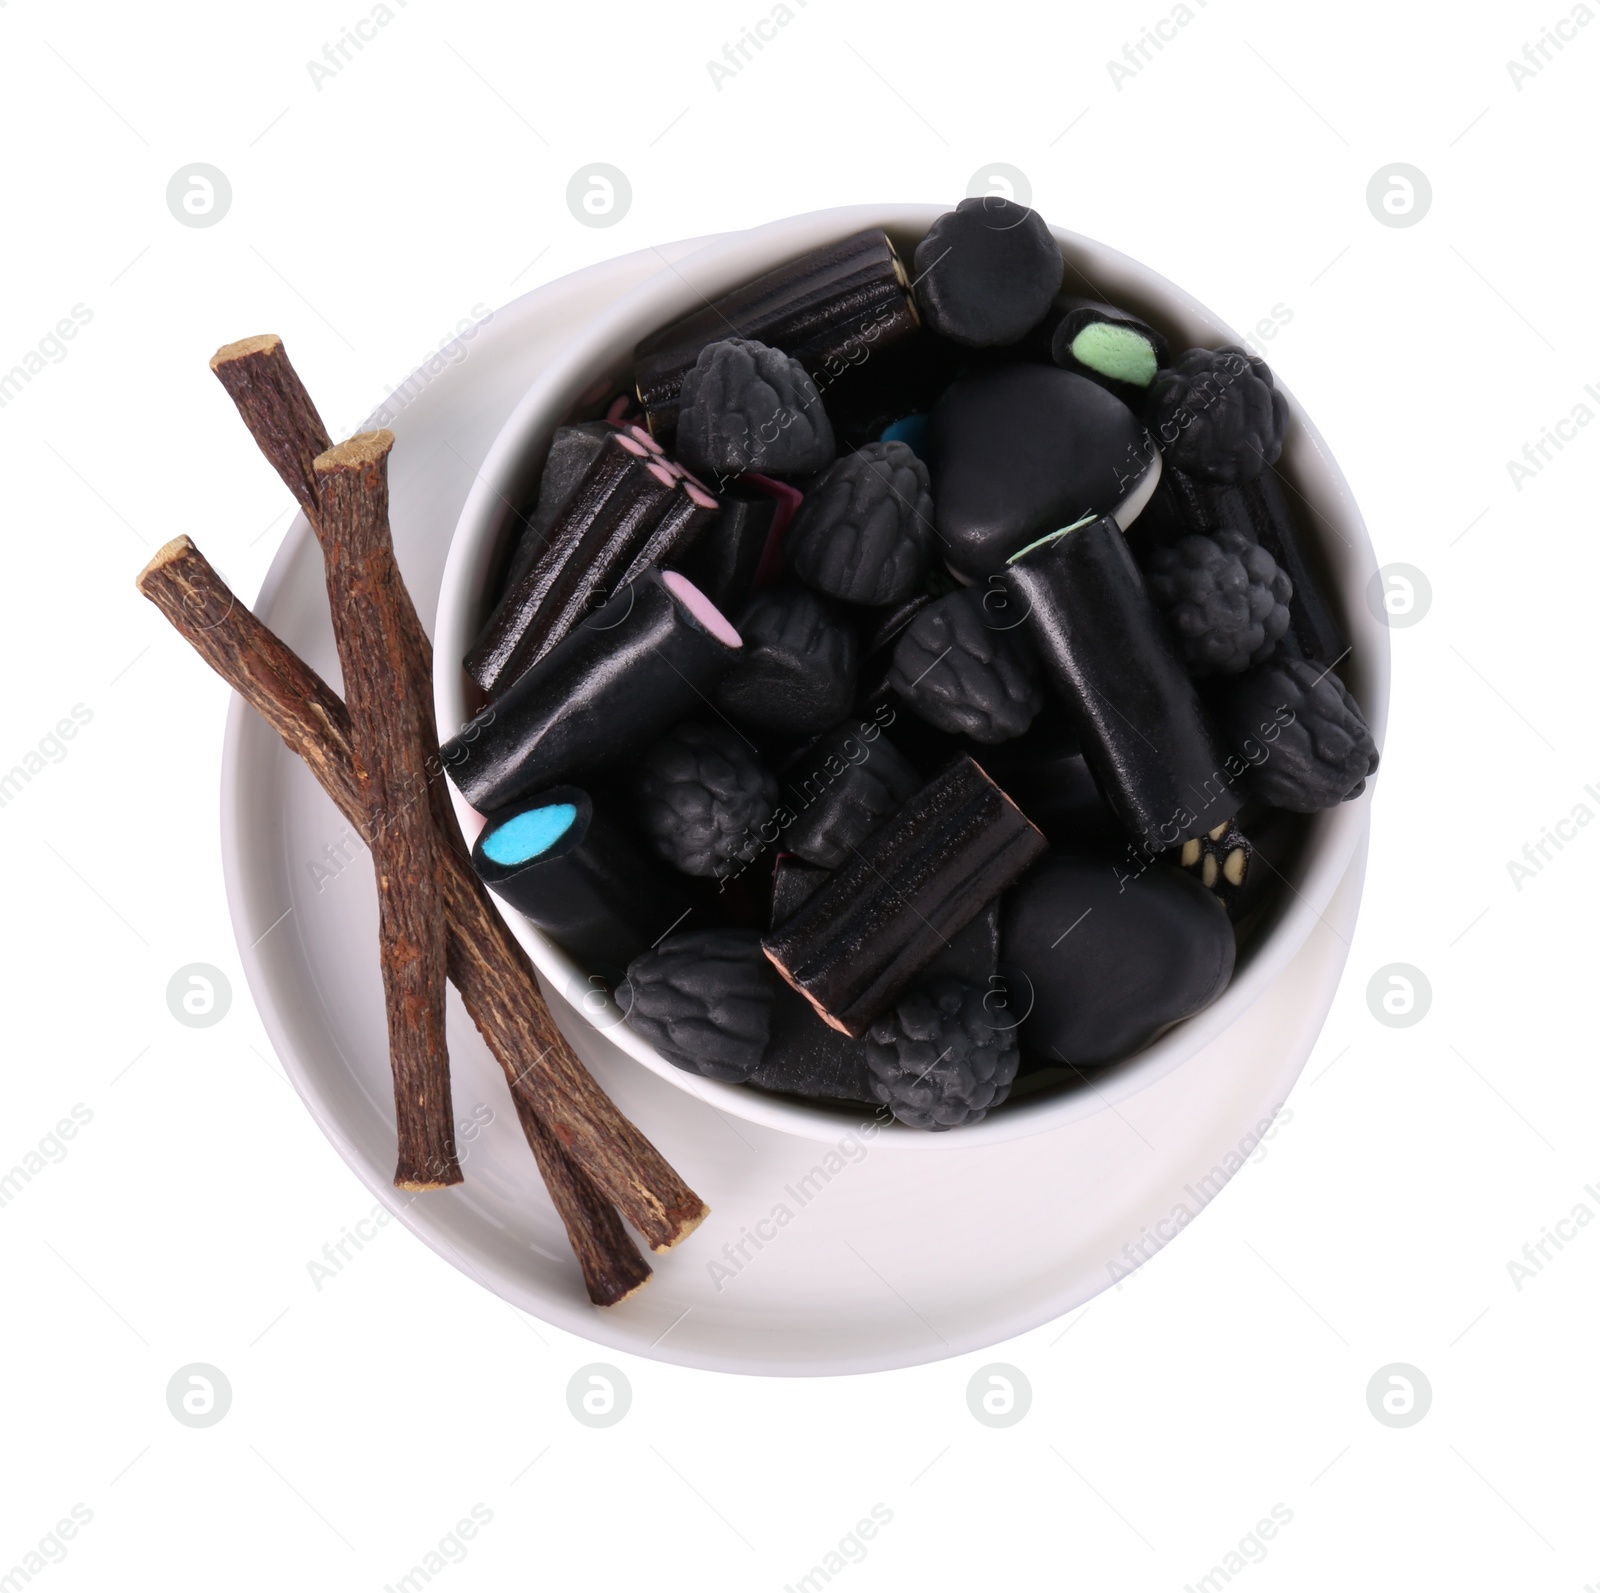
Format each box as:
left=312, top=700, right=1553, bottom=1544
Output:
left=434, top=202, right=1389, bottom=1150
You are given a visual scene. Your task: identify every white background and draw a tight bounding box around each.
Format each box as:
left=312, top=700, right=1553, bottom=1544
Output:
left=1, top=0, right=1596, bottom=1586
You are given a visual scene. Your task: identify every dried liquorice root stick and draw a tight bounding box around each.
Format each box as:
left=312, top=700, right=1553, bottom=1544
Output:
left=135, top=537, right=706, bottom=1258
left=208, top=336, right=705, bottom=1246
left=513, top=1094, right=651, bottom=1306
left=312, top=431, right=459, bottom=1190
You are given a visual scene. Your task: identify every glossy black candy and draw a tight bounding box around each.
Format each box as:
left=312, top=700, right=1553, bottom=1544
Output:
left=713, top=585, right=857, bottom=739
left=672, top=485, right=777, bottom=613
left=777, top=718, right=922, bottom=870
left=1001, top=851, right=1236, bottom=1069
left=911, top=198, right=1064, bottom=348
left=1003, top=516, right=1238, bottom=848
left=441, top=568, right=742, bottom=813
left=763, top=756, right=1047, bottom=1037
left=472, top=787, right=692, bottom=977
left=929, top=366, right=1158, bottom=578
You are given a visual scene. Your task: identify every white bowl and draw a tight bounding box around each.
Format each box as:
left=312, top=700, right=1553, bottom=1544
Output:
left=435, top=203, right=1389, bottom=1149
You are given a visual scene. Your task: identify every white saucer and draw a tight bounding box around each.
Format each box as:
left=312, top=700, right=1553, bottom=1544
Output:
left=220, top=242, right=1366, bottom=1376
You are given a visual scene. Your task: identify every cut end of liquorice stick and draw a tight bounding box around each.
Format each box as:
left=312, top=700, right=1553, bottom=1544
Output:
left=314, top=429, right=396, bottom=474
left=209, top=332, right=285, bottom=371
left=136, top=534, right=196, bottom=586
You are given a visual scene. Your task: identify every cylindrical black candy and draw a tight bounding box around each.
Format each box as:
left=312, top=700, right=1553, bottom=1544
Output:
left=670, top=485, right=777, bottom=613
left=762, top=756, right=1047, bottom=1037
left=441, top=568, right=742, bottom=813
left=1003, top=516, right=1238, bottom=847
left=472, top=787, right=692, bottom=976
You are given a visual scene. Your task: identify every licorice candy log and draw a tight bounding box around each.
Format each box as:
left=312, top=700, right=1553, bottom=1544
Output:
left=472, top=787, right=693, bottom=976
left=467, top=430, right=669, bottom=696
left=669, top=485, right=776, bottom=613
left=633, top=230, right=920, bottom=442
left=442, top=569, right=742, bottom=813
left=778, top=718, right=922, bottom=870
left=616, top=478, right=720, bottom=586
left=1003, top=515, right=1238, bottom=847
left=762, top=756, right=1046, bottom=1037
left=495, top=422, right=615, bottom=602
left=1174, top=819, right=1253, bottom=910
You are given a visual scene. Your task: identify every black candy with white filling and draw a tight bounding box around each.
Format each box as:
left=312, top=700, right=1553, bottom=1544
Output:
left=713, top=584, right=857, bottom=739
left=929, top=365, right=1160, bottom=579
left=912, top=198, right=1064, bottom=348
left=674, top=337, right=835, bottom=480
left=784, top=441, right=933, bottom=605
left=1002, top=852, right=1236, bottom=1070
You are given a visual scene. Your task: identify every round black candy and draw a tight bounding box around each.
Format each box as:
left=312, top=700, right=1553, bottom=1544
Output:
left=929, top=365, right=1157, bottom=578
left=1210, top=657, right=1378, bottom=811
left=889, top=589, right=1042, bottom=743
left=1145, top=528, right=1292, bottom=677
left=1001, top=851, right=1236, bottom=1069
left=713, top=585, right=858, bottom=738
left=1144, top=346, right=1289, bottom=485
left=634, top=720, right=779, bottom=878
left=616, top=928, right=778, bottom=1082
left=784, top=441, right=932, bottom=605
left=911, top=198, right=1064, bottom=348
left=675, top=337, right=836, bottom=480
left=864, top=977, right=1020, bottom=1129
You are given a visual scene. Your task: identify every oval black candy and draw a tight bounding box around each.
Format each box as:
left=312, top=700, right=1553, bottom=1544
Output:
left=929, top=365, right=1158, bottom=578
left=1001, top=851, right=1235, bottom=1070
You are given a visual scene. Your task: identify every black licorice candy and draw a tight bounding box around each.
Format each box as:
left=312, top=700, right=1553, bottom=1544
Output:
left=633, top=229, right=920, bottom=442
left=467, top=429, right=677, bottom=696
left=929, top=365, right=1162, bottom=579
left=1127, top=464, right=1345, bottom=667
left=671, top=485, right=777, bottom=613
left=778, top=718, right=922, bottom=870
left=495, top=422, right=615, bottom=601
left=472, top=787, right=692, bottom=975
left=441, top=568, right=743, bottom=814
left=750, top=985, right=877, bottom=1104
left=1002, top=515, right=1239, bottom=847
left=762, top=756, right=1047, bottom=1037
left=1050, top=297, right=1170, bottom=403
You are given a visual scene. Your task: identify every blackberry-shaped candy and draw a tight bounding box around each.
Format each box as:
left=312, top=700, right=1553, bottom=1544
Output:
left=634, top=721, right=779, bottom=879
left=1211, top=657, right=1378, bottom=811
left=785, top=441, right=933, bottom=606
left=1144, top=346, right=1289, bottom=485
left=713, top=585, right=857, bottom=738
left=616, top=929, right=778, bottom=1083
left=911, top=198, right=1064, bottom=348
left=675, top=338, right=835, bottom=481
left=864, top=978, right=1020, bottom=1129
left=1145, top=528, right=1292, bottom=676
left=1175, top=820, right=1253, bottom=908
left=889, top=589, right=1042, bottom=743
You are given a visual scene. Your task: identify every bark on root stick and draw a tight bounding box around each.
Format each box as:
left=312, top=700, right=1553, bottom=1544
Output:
left=134, top=537, right=705, bottom=1277
left=1002, top=514, right=1239, bottom=848
left=314, top=430, right=460, bottom=1190
left=762, top=756, right=1046, bottom=1038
